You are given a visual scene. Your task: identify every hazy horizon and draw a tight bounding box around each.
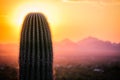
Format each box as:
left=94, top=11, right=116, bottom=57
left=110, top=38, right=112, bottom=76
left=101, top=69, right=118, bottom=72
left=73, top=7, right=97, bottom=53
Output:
left=0, top=36, right=120, bottom=68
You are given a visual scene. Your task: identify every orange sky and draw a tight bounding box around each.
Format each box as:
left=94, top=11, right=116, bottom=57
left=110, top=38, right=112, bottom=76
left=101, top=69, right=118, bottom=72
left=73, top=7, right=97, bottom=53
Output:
left=0, top=0, right=120, bottom=43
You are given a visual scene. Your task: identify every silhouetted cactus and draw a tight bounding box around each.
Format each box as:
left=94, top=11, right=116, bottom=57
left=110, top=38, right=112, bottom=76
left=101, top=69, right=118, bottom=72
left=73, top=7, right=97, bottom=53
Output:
left=19, top=13, right=53, bottom=80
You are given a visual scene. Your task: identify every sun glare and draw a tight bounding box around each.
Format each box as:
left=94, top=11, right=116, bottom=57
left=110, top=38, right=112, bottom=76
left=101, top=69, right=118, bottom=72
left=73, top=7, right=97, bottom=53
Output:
left=9, top=2, right=60, bottom=29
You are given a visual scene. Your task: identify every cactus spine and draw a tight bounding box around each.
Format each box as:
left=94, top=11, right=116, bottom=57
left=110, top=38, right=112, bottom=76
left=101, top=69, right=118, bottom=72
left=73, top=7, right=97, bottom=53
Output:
left=19, top=13, right=53, bottom=80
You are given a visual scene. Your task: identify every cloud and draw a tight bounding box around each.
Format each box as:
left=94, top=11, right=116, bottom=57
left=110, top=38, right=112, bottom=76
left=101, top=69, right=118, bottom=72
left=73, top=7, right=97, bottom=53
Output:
left=62, top=0, right=120, bottom=2
left=62, top=0, right=120, bottom=5
left=63, top=0, right=81, bottom=1
left=63, top=0, right=81, bottom=2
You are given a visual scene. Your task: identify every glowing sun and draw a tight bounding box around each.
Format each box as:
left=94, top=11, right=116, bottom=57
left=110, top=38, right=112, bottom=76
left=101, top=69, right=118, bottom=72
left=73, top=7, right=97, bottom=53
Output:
left=9, top=2, right=60, bottom=29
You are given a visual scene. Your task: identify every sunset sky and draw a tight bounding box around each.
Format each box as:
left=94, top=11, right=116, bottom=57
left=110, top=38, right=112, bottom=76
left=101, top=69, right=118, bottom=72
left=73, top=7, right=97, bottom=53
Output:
left=0, top=0, right=120, bottom=43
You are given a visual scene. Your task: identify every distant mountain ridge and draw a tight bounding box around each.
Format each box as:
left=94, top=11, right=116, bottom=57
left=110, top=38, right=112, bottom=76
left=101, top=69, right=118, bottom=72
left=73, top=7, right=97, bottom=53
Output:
left=77, top=37, right=120, bottom=52
left=53, top=37, right=120, bottom=56
left=0, top=37, right=120, bottom=56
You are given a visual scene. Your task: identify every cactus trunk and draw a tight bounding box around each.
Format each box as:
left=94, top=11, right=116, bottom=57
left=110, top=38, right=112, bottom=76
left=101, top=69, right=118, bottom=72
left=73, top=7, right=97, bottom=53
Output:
left=19, top=13, right=53, bottom=80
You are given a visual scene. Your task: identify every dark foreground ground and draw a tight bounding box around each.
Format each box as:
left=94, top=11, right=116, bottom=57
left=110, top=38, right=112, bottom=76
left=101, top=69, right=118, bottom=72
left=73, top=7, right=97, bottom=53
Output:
left=55, top=62, right=120, bottom=80
left=0, top=61, right=120, bottom=80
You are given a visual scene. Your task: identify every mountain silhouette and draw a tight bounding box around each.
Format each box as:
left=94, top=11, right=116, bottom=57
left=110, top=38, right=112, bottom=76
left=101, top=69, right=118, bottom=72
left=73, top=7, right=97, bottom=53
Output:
left=54, top=37, right=120, bottom=56
left=77, top=37, right=120, bottom=53
left=0, top=37, right=120, bottom=56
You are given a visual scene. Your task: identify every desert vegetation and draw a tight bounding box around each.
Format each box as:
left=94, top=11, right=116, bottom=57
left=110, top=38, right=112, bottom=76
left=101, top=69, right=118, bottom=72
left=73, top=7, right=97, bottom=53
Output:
left=19, top=13, right=53, bottom=80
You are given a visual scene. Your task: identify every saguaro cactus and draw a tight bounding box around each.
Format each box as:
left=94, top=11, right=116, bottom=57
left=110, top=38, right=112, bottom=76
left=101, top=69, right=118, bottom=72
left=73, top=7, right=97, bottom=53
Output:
left=19, top=13, right=53, bottom=80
